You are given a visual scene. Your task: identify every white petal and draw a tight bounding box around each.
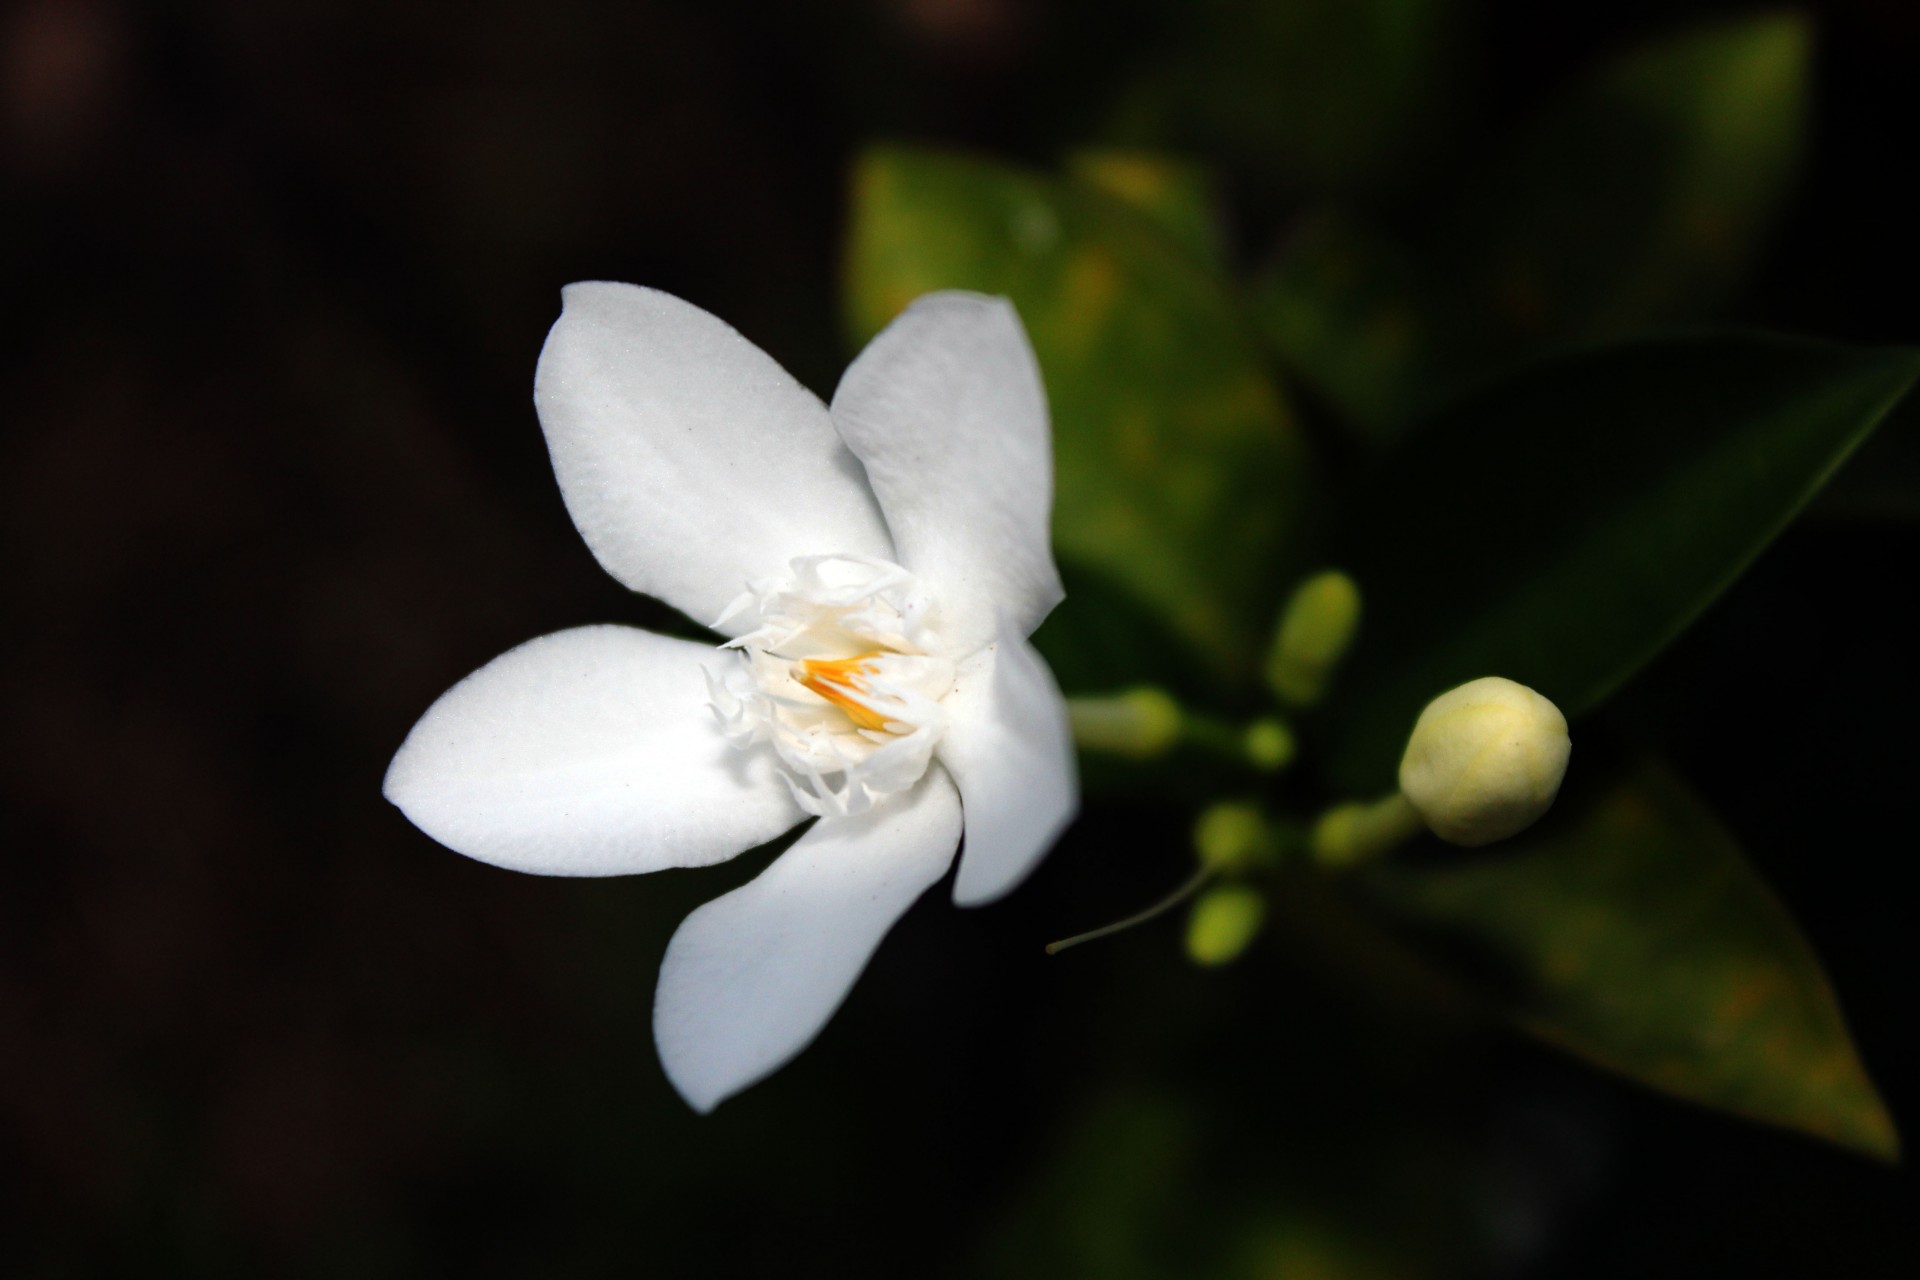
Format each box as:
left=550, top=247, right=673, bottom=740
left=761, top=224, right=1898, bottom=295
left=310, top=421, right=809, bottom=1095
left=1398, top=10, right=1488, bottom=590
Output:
left=652, top=766, right=962, bottom=1112
left=939, top=625, right=1079, bottom=906
left=534, top=283, right=894, bottom=632
left=384, top=626, right=804, bottom=876
left=829, top=292, right=1064, bottom=650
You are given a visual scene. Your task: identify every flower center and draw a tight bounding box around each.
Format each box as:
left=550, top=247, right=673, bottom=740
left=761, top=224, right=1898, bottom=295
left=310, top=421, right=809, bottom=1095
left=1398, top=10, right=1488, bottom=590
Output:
left=794, top=653, right=895, bottom=732
left=706, top=555, right=955, bottom=818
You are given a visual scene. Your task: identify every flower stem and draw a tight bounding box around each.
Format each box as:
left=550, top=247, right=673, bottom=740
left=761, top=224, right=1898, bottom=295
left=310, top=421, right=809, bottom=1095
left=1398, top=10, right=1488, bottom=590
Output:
left=1067, top=689, right=1294, bottom=773
left=1044, top=865, right=1217, bottom=955
left=1310, top=792, right=1424, bottom=869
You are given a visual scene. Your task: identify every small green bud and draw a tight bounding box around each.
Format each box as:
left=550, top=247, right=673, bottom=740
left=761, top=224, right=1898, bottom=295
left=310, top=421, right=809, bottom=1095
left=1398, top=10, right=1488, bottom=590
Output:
left=1186, top=885, right=1266, bottom=966
left=1194, top=801, right=1278, bottom=873
left=1310, top=793, right=1422, bottom=868
left=1266, top=570, right=1363, bottom=706
left=1067, top=687, right=1183, bottom=759
left=1398, top=676, right=1571, bottom=847
left=1242, top=718, right=1296, bottom=772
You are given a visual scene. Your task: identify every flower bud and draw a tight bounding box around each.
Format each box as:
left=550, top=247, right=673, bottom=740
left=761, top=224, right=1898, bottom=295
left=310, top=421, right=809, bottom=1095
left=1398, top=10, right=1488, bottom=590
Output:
left=1242, top=718, right=1296, bottom=772
left=1265, top=570, right=1362, bottom=706
left=1194, top=801, right=1277, bottom=874
left=1397, top=676, right=1571, bottom=847
left=1185, top=885, right=1266, bottom=967
left=1066, top=687, right=1183, bottom=759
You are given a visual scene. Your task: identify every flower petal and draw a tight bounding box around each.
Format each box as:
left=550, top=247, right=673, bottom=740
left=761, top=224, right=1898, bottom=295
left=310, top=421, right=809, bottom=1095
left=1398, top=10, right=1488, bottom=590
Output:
left=535, top=283, right=894, bottom=632
left=384, top=625, right=804, bottom=876
left=829, top=291, right=1064, bottom=650
left=652, top=766, right=962, bottom=1112
left=939, top=625, right=1079, bottom=906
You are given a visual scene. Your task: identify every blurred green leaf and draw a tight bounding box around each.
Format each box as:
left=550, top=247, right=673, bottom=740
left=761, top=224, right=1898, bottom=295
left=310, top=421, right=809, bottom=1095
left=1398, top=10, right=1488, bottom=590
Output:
left=1324, top=333, right=1920, bottom=794
left=1815, top=392, right=1920, bottom=521
left=1364, top=757, right=1898, bottom=1159
left=846, top=145, right=1315, bottom=679
left=1440, top=13, right=1808, bottom=357
left=980, top=1079, right=1479, bottom=1280
left=981, top=1089, right=1206, bottom=1280
left=1067, top=148, right=1227, bottom=269
left=1258, top=14, right=1811, bottom=436
left=1103, top=0, right=1467, bottom=195
left=1255, top=212, right=1431, bottom=430
left=1031, top=563, right=1232, bottom=700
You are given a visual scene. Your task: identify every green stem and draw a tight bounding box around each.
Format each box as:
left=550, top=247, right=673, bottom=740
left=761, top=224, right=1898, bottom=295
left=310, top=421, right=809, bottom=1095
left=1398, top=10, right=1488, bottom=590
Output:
left=1044, top=865, right=1218, bottom=955
left=1310, top=792, right=1424, bottom=869
left=1067, top=689, right=1294, bottom=773
left=1178, top=711, right=1247, bottom=760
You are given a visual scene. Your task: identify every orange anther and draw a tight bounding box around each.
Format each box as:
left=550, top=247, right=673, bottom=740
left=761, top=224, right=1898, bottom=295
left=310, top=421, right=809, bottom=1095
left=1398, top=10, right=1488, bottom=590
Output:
left=796, top=654, right=894, bottom=732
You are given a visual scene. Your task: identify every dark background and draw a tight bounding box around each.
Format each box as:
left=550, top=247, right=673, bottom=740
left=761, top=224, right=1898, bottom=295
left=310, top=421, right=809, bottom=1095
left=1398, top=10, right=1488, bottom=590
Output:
left=3, top=1, right=1915, bottom=1275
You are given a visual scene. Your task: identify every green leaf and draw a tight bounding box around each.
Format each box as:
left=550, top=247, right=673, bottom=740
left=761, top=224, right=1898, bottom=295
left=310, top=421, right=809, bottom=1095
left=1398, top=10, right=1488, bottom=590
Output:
left=1363, top=757, right=1898, bottom=1159
left=1440, top=13, right=1808, bottom=353
left=980, top=1089, right=1206, bottom=1280
left=1254, top=212, right=1430, bottom=436
left=1030, top=564, right=1235, bottom=703
left=1257, top=13, right=1811, bottom=436
left=1815, top=392, right=1920, bottom=522
left=1066, top=149, right=1227, bottom=270
left=1324, top=333, right=1920, bottom=794
left=1101, top=0, right=1467, bottom=195
left=846, top=146, right=1315, bottom=679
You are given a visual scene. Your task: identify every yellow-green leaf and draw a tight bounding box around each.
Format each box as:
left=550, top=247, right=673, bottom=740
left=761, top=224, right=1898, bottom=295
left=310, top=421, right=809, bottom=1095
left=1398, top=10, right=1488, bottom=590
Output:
left=1066, top=149, right=1227, bottom=269
left=1365, top=758, right=1898, bottom=1159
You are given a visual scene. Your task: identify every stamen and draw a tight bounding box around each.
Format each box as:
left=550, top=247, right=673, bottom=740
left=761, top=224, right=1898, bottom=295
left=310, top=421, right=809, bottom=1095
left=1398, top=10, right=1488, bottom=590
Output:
left=709, top=555, right=949, bottom=813
left=795, top=653, right=895, bottom=733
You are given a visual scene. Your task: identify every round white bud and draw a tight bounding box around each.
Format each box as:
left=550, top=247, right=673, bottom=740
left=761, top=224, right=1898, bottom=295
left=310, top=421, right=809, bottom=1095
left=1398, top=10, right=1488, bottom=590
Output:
left=1397, top=676, right=1571, bottom=847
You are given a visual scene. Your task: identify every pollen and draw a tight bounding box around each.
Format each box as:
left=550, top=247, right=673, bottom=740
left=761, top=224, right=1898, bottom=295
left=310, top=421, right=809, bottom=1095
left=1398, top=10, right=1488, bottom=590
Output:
left=796, top=653, right=895, bottom=733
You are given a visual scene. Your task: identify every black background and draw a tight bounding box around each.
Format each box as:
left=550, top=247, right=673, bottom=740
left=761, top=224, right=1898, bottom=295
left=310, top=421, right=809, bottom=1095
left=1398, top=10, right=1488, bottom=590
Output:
left=4, top=1, right=1916, bottom=1275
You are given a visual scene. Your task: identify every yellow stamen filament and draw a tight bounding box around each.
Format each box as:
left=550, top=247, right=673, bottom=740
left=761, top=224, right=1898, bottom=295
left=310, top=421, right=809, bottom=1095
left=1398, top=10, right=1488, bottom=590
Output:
left=796, top=653, right=895, bottom=733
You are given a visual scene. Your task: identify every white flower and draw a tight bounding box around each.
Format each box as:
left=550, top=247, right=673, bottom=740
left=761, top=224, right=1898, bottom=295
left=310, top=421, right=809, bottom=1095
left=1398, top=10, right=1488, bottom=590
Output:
left=383, top=283, right=1079, bottom=1111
